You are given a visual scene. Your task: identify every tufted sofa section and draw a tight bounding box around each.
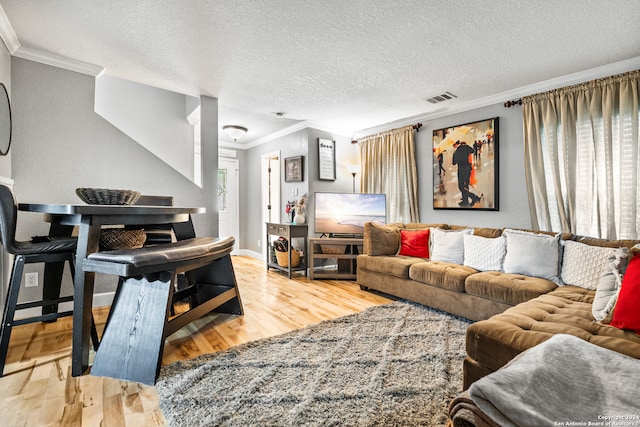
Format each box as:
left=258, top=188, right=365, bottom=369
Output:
left=357, top=223, right=564, bottom=321
left=356, top=222, right=640, bottom=390
left=464, top=285, right=640, bottom=388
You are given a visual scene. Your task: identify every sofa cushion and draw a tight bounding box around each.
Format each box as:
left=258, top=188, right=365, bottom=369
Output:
left=398, top=228, right=430, bottom=258
left=430, top=227, right=474, bottom=264
left=465, top=286, right=640, bottom=374
left=450, top=224, right=503, bottom=238
left=363, top=222, right=400, bottom=256
left=356, top=254, right=426, bottom=279
left=405, top=222, right=448, bottom=230
left=464, top=271, right=558, bottom=306
left=463, top=234, right=506, bottom=272
left=560, top=240, right=619, bottom=290
left=574, top=235, right=640, bottom=249
left=409, top=260, right=477, bottom=292
left=609, top=254, right=640, bottom=334
left=502, top=229, right=563, bottom=285
left=592, top=247, right=629, bottom=322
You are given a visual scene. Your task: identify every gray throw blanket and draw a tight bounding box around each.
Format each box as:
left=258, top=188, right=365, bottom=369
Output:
left=469, top=334, right=640, bottom=427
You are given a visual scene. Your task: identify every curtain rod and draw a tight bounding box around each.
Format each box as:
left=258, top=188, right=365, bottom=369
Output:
left=504, top=99, right=522, bottom=108
left=351, top=123, right=422, bottom=144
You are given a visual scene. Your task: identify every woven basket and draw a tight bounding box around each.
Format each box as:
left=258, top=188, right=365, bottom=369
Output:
left=76, top=188, right=141, bottom=205
left=275, top=249, right=301, bottom=267
left=320, top=244, right=344, bottom=255
left=100, top=228, right=146, bottom=250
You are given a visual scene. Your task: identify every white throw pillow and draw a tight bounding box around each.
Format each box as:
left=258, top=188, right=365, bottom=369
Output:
left=463, top=234, right=506, bottom=272
left=592, top=247, right=629, bottom=322
left=502, top=229, right=563, bottom=285
left=560, top=240, right=618, bottom=290
left=430, top=227, right=473, bottom=264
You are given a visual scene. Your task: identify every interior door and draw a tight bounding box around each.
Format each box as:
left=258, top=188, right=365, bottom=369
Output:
left=261, top=152, right=281, bottom=261
left=218, top=157, right=239, bottom=254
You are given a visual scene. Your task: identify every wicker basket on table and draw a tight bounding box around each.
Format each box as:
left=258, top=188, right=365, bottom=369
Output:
left=76, top=188, right=141, bottom=205
left=275, top=249, right=301, bottom=267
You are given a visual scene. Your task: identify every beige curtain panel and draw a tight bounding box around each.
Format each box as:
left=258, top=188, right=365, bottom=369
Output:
left=523, top=69, right=640, bottom=239
left=357, top=125, right=420, bottom=224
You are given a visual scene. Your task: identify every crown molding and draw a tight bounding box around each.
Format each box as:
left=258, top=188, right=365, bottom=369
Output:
left=353, top=55, right=640, bottom=138
left=219, top=119, right=352, bottom=150
left=0, top=5, right=19, bottom=54
left=0, top=5, right=103, bottom=76
left=13, top=46, right=103, bottom=76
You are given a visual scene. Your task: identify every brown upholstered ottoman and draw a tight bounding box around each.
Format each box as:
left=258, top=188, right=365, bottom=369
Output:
left=463, top=285, right=640, bottom=389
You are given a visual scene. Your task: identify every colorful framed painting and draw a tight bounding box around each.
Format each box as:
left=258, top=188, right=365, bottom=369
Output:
left=432, top=117, right=499, bottom=210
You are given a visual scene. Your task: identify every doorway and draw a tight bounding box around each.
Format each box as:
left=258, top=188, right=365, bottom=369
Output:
left=261, top=151, right=281, bottom=261
left=218, top=157, right=239, bottom=254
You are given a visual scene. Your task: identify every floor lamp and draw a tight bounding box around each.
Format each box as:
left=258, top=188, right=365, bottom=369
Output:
left=346, top=164, right=361, bottom=193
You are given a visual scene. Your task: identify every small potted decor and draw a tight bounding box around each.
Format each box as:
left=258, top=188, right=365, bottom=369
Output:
left=293, top=193, right=307, bottom=224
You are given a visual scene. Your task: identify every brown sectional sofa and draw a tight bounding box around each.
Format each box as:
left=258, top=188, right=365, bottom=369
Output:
left=356, top=222, right=640, bottom=389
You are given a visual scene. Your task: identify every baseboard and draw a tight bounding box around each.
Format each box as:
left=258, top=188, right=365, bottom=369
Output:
left=14, top=291, right=116, bottom=320
left=236, top=249, right=262, bottom=260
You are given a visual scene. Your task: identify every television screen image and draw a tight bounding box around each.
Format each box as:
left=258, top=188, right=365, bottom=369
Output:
left=314, top=192, right=386, bottom=235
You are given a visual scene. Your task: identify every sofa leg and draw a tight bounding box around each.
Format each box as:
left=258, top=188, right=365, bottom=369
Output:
left=359, top=285, right=369, bottom=291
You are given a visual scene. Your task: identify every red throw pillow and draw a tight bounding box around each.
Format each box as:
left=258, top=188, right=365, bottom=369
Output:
left=398, top=229, right=430, bottom=258
left=610, top=254, right=640, bottom=334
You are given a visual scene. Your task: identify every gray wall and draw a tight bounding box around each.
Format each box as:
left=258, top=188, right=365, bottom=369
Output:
left=11, top=58, right=218, bottom=297
left=240, top=128, right=358, bottom=255
left=240, top=102, right=529, bottom=258
left=241, top=129, right=308, bottom=254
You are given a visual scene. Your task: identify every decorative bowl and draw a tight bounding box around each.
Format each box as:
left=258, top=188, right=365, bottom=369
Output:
left=76, top=188, right=141, bottom=205
left=99, top=228, right=146, bottom=250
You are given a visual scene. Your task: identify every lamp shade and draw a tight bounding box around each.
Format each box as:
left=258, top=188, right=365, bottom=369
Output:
left=223, top=125, right=248, bottom=141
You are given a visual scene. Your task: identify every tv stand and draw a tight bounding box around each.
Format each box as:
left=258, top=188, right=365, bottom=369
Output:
left=309, top=237, right=363, bottom=280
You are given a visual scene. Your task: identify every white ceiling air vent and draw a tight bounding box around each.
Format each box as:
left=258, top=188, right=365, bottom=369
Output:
left=425, top=91, right=457, bottom=104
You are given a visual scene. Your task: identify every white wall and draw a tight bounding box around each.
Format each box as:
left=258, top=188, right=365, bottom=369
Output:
left=11, top=58, right=218, bottom=298
left=95, top=74, right=198, bottom=183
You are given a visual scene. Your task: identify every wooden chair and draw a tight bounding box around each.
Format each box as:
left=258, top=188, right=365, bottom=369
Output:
left=0, top=185, right=97, bottom=375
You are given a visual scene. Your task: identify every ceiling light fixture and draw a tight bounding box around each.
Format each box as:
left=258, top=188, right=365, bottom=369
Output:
left=223, top=125, right=248, bottom=141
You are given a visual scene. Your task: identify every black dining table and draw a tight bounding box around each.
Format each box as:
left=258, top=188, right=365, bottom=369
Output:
left=18, top=203, right=205, bottom=376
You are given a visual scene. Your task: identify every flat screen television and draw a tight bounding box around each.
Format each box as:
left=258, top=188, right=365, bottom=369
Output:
left=314, top=192, right=387, bottom=236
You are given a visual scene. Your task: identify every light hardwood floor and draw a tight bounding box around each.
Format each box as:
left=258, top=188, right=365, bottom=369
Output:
left=0, top=256, right=392, bottom=426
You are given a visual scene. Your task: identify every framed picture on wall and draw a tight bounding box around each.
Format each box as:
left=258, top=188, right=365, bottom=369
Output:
left=284, top=156, right=304, bottom=182
left=432, top=117, right=499, bottom=210
left=318, top=138, right=336, bottom=181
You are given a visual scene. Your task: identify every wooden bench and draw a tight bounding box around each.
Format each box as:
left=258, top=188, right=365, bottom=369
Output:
left=82, top=236, right=243, bottom=384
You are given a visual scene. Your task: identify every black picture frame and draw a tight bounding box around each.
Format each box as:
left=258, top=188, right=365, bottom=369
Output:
left=318, top=138, right=336, bottom=181
left=433, top=117, right=499, bottom=210
left=284, top=156, right=304, bottom=182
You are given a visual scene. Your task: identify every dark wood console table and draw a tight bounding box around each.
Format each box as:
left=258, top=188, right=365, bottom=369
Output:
left=266, top=222, right=308, bottom=278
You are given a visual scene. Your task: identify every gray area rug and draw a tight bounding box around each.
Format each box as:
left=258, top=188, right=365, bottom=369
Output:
left=156, top=300, right=472, bottom=426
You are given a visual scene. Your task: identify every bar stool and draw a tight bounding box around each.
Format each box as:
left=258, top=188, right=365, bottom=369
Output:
left=0, top=185, right=97, bottom=375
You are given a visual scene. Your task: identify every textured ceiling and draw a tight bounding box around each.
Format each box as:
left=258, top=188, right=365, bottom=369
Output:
left=2, top=0, right=640, bottom=145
